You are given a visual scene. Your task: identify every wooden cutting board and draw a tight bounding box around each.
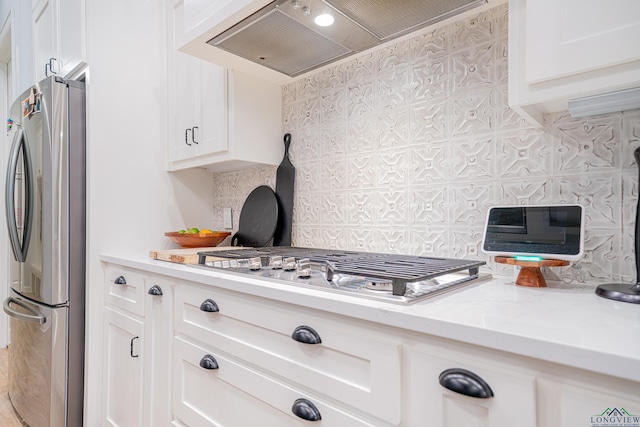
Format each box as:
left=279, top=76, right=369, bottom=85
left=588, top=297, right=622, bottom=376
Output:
left=149, top=246, right=239, bottom=264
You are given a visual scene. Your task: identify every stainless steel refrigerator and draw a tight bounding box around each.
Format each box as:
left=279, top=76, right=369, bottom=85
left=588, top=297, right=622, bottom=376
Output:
left=3, top=76, right=85, bottom=427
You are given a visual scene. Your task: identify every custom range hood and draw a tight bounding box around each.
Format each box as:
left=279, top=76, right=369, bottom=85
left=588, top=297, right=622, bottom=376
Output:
left=205, top=0, right=487, bottom=79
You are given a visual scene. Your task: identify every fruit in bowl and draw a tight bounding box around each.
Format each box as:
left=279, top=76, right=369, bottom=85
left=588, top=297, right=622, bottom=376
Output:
left=165, top=228, right=231, bottom=248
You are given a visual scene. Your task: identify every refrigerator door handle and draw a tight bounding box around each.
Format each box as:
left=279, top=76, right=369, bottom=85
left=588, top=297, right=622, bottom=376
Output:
left=3, top=297, right=46, bottom=324
left=5, top=128, right=35, bottom=262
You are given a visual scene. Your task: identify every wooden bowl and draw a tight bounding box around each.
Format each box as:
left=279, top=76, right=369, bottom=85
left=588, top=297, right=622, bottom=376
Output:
left=164, top=231, right=231, bottom=248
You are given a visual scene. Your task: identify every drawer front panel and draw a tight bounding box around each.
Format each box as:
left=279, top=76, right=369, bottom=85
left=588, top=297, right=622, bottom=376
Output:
left=105, top=267, right=146, bottom=316
left=172, top=336, right=377, bottom=427
left=174, top=284, right=401, bottom=424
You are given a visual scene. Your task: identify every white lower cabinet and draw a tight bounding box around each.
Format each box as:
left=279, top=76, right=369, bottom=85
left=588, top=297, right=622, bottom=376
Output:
left=172, top=336, right=377, bottom=427
left=101, top=267, right=172, bottom=427
left=102, top=307, right=144, bottom=427
left=405, top=345, right=537, bottom=427
left=100, top=262, right=640, bottom=427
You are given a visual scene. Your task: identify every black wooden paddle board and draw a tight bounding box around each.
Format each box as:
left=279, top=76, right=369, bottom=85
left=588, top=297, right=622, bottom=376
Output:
left=273, top=133, right=295, bottom=246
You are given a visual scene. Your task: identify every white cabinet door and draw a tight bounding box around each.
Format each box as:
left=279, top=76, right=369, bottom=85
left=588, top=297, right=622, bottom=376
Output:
left=508, top=0, right=640, bottom=126
left=525, top=0, right=640, bottom=84
left=406, top=348, right=537, bottom=427
left=32, top=0, right=87, bottom=82
left=168, top=0, right=227, bottom=163
left=57, top=0, right=87, bottom=78
left=33, top=0, right=55, bottom=82
left=102, top=307, right=144, bottom=427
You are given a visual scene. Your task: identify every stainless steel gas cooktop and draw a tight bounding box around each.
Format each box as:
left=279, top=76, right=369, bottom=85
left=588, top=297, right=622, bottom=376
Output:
left=193, top=247, right=490, bottom=304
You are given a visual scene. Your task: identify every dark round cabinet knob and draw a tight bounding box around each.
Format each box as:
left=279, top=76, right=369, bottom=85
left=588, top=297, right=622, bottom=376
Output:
left=199, top=354, right=219, bottom=370
left=438, top=368, right=494, bottom=399
left=147, top=285, right=163, bottom=296
left=114, top=276, right=126, bottom=285
left=291, top=326, right=322, bottom=344
left=200, top=299, right=219, bottom=313
left=291, top=398, right=321, bottom=421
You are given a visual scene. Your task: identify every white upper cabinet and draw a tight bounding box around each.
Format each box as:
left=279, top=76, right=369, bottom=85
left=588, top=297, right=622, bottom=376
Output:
left=509, top=0, right=640, bottom=126
left=32, top=0, right=87, bottom=82
left=167, top=0, right=282, bottom=172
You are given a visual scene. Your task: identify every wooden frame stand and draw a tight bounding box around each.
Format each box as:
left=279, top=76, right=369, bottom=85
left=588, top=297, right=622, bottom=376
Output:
left=494, top=256, right=569, bottom=288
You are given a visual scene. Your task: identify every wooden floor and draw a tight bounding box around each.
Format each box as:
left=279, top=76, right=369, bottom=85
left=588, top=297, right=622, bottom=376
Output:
left=0, top=348, right=26, bottom=426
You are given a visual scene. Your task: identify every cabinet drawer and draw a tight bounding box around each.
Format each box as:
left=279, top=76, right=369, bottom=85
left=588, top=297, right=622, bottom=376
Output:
left=104, top=267, right=146, bottom=316
left=174, top=285, right=401, bottom=424
left=172, top=336, right=377, bottom=427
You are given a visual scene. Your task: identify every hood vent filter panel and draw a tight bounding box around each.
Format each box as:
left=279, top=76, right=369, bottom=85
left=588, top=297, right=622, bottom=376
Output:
left=326, top=0, right=487, bottom=40
left=212, top=9, right=351, bottom=77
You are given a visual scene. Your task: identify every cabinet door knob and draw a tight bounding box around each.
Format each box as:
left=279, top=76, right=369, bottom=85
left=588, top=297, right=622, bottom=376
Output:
left=147, top=285, right=163, bottom=296
left=185, top=128, right=192, bottom=146
left=291, top=326, right=322, bottom=344
left=199, top=354, right=219, bottom=370
left=191, top=126, right=199, bottom=144
left=200, top=299, right=219, bottom=313
left=291, top=398, right=321, bottom=421
left=438, top=368, right=494, bottom=398
left=114, top=276, right=126, bottom=285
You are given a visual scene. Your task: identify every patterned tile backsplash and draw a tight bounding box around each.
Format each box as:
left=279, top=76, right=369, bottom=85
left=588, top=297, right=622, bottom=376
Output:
left=212, top=3, right=640, bottom=285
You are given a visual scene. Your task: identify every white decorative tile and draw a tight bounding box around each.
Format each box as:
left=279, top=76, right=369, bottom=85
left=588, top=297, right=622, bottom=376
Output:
left=376, top=69, right=410, bottom=110
left=409, top=185, right=448, bottom=225
left=345, top=52, right=377, bottom=82
left=346, top=190, right=377, bottom=224
left=558, top=229, right=621, bottom=283
left=449, top=227, right=485, bottom=260
left=282, top=82, right=297, bottom=106
left=375, top=149, right=409, bottom=186
left=451, top=137, right=495, bottom=180
left=410, top=27, right=448, bottom=62
left=549, top=113, right=622, bottom=174
left=320, top=124, right=348, bottom=157
left=347, top=154, right=377, bottom=188
left=450, top=10, right=495, bottom=51
left=410, top=55, right=449, bottom=102
left=320, top=89, right=347, bottom=123
left=408, top=141, right=449, bottom=185
left=497, top=179, right=551, bottom=206
left=496, top=130, right=551, bottom=177
left=296, top=74, right=320, bottom=99
left=450, top=43, right=495, bottom=94
left=377, top=109, right=410, bottom=149
left=346, top=117, right=377, bottom=153
left=318, top=226, right=348, bottom=249
left=346, top=228, right=376, bottom=252
left=291, top=127, right=321, bottom=163
left=375, top=39, right=411, bottom=74
left=321, top=157, right=347, bottom=191
left=411, top=101, right=447, bottom=141
left=494, top=38, right=509, bottom=85
left=377, top=190, right=410, bottom=226
left=410, top=226, right=449, bottom=257
left=319, top=63, right=347, bottom=94
left=554, top=173, right=621, bottom=228
left=495, top=85, right=531, bottom=130
left=282, top=102, right=297, bottom=132
left=346, top=81, right=376, bottom=119
left=449, top=89, right=494, bottom=137
left=321, top=193, right=347, bottom=224
left=295, top=193, right=321, bottom=224
left=298, top=97, right=321, bottom=127
left=296, top=161, right=322, bottom=193
left=373, top=228, right=410, bottom=254
left=449, top=182, right=494, bottom=227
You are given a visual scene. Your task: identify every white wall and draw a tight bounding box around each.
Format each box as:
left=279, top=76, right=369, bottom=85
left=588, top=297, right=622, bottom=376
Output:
left=83, top=0, right=213, bottom=423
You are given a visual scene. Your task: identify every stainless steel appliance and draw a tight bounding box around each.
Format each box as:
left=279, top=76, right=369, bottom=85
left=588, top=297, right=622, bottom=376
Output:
left=206, top=0, right=487, bottom=78
left=195, top=247, right=489, bottom=304
left=3, top=76, right=85, bottom=427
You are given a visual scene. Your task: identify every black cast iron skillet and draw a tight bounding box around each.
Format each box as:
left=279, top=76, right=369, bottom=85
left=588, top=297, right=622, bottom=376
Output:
left=231, top=185, right=279, bottom=247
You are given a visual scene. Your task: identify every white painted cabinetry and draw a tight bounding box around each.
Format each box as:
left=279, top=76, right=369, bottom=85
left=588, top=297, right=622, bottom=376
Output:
left=172, top=283, right=401, bottom=426
left=99, top=261, right=640, bottom=427
left=509, top=0, right=640, bottom=125
left=32, top=0, right=86, bottom=82
left=406, top=344, right=537, bottom=427
left=102, top=267, right=171, bottom=427
left=167, top=0, right=282, bottom=172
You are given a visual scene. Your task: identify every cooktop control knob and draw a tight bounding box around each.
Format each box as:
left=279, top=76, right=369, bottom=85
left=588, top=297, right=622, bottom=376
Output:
left=297, top=258, right=312, bottom=278
left=283, top=257, right=297, bottom=271
left=248, top=257, right=262, bottom=271
left=269, top=256, right=283, bottom=269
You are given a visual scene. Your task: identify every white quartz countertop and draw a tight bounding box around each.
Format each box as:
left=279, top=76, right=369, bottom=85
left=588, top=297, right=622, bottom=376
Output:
left=101, top=253, right=640, bottom=383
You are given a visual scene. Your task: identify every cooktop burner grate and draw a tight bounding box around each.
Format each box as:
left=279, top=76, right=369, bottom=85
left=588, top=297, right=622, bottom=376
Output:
left=197, top=247, right=485, bottom=296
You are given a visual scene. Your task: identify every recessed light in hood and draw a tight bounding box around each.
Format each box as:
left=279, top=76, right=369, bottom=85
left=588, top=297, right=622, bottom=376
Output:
left=207, top=0, right=487, bottom=78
